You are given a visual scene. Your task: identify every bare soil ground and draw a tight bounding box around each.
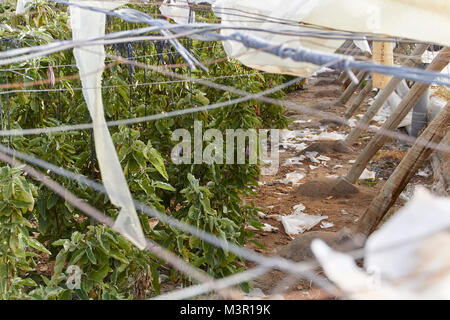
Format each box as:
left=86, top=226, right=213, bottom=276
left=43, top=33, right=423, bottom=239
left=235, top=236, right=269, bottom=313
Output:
left=241, top=72, right=434, bottom=299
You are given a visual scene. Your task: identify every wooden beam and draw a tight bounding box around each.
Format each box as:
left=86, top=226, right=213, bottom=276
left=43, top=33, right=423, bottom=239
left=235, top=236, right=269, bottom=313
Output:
left=355, top=102, right=449, bottom=236
left=338, top=70, right=369, bottom=105
left=344, top=79, right=373, bottom=119
left=344, top=44, right=429, bottom=145
left=345, top=47, right=450, bottom=184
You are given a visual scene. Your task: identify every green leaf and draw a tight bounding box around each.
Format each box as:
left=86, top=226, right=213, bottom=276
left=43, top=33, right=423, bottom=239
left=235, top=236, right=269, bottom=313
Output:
left=109, top=248, right=129, bottom=265
left=68, top=248, right=85, bottom=266
left=85, top=247, right=97, bottom=265
left=145, top=147, right=168, bottom=181
left=58, top=289, right=73, bottom=300
left=54, top=251, right=67, bottom=276
left=26, top=236, right=51, bottom=255
left=150, top=264, right=160, bottom=295
left=153, top=181, right=176, bottom=191
left=89, top=264, right=110, bottom=282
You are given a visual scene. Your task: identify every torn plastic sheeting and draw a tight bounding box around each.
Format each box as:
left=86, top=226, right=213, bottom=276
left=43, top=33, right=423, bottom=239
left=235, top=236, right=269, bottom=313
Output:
left=283, top=156, right=304, bottom=166
left=305, top=151, right=320, bottom=163
left=212, top=0, right=345, bottom=76
left=70, top=1, right=146, bottom=249
left=212, top=0, right=449, bottom=76
left=316, top=131, right=347, bottom=141
left=353, top=38, right=371, bottom=55
left=359, top=168, right=376, bottom=180
left=317, top=155, right=331, bottom=161
left=311, top=239, right=409, bottom=299
left=280, top=172, right=306, bottom=185
left=320, top=221, right=334, bottom=229
left=278, top=212, right=328, bottom=237
left=246, top=222, right=278, bottom=232
left=312, top=187, right=450, bottom=299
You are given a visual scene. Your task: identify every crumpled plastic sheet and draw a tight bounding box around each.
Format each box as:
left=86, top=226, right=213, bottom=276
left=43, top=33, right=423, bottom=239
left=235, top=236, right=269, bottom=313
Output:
left=280, top=172, right=306, bottom=185
left=273, top=204, right=328, bottom=237
left=312, top=187, right=450, bottom=299
left=359, top=168, right=376, bottom=180
left=70, top=1, right=146, bottom=249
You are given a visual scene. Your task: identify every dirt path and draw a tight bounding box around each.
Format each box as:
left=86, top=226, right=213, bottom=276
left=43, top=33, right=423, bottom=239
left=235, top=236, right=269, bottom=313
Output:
left=242, top=71, right=433, bottom=299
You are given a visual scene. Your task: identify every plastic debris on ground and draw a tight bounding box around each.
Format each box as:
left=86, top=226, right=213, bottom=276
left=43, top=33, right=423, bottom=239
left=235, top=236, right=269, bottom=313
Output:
left=359, top=168, right=376, bottom=180
left=283, top=156, right=305, bottom=166
left=273, top=204, right=328, bottom=237
left=247, top=223, right=278, bottom=232
left=311, top=187, right=450, bottom=299
left=320, top=221, right=334, bottom=229
left=306, top=151, right=320, bottom=163
left=280, top=172, right=306, bottom=185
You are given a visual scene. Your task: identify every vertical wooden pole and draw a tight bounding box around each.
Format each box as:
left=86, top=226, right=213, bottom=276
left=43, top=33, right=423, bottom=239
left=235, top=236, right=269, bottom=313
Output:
left=372, top=41, right=394, bottom=89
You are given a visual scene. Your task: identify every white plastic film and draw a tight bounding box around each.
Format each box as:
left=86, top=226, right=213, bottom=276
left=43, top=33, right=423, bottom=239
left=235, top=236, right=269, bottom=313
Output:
left=160, top=0, right=195, bottom=25
left=70, top=1, right=146, bottom=249
left=16, top=0, right=33, bottom=14
left=312, top=187, right=450, bottom=299
left=212, top=0, right=450, bottom=76
left=353, top=38, right=372, bottom=55
left=212, top=0, right=345, bottom=76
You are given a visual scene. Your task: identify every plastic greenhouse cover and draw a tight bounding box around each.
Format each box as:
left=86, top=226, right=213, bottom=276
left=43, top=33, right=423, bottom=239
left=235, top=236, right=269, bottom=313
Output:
left=69, top=1, right=146, bottom=249
left=211, top=0, right=345, bottom=76
left=211, top=0, right=450, bottom=76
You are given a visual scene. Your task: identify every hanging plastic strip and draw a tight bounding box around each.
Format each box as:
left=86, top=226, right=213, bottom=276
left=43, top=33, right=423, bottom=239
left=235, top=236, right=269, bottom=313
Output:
left=69, top=0, right=146, bottom=249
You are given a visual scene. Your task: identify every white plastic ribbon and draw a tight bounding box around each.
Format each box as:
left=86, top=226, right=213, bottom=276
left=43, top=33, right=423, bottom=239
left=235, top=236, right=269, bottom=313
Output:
left=16, top=0, right=33, bottom=14
left=70, top=1, right=146, bottom=249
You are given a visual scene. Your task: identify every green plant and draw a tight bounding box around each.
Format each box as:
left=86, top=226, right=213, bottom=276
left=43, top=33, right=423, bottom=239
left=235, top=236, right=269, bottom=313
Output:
left=51, top=225, right=158, bottom=300
left=0, top=165, right=47, bottom=299
left=0, top=0, right=291, bottom=299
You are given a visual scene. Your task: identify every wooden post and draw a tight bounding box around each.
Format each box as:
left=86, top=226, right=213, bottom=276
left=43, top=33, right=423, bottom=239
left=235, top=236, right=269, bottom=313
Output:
left=344, top=79, right=373, bottom=119
left=345, top=44, right=429, bottom=146
left=345, top=47, right=450, bottom=184
left=337, top=41, right=356, bottom=84
left=372, top=41, right=394, bottom=89
left=337, top=70, right=369, bottom=105
left=355, top=102, right=449, bottom=236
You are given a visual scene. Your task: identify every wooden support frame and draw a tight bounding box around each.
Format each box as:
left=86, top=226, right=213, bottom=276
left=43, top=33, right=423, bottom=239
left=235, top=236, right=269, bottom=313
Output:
left=344, top=79, right=373, bottom=119
left=345, top=47, right=450, bottom=184
left=355, top=102, right=449, bottom=236
left=338, top=70, right=369, bottom=105
left=344, top=44, right=429, bottom=145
